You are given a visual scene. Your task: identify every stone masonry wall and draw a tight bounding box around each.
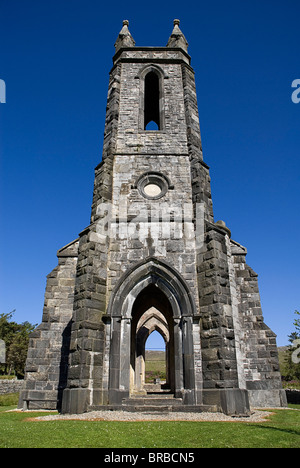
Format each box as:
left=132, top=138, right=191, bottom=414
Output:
left=232, top=244, right=284, bottom=406
left=63, top=221, right=111, bottom=411
left=197, top=222, right=286, bottom=407
left=102, top=63, right=121, bottom=161
left=0, top=379, right=24, bottom=395
left=107, top=153, right=199, bottom=309
left=181, top=64, right=203, bottom=163
left=19, top=240, right=79, bottom=410
left=115, top=59, right=189, bottom=155
left=198, top=223, right=240, bottom=390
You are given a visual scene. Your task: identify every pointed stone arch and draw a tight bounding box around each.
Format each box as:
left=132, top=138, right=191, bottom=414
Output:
left=136, top=64, right=168, bottom=81
left=138, top=308, right=169, bottom=343
left=107, top=257, right=197, bottom=319
left=106, top=258, right=197, bottom=404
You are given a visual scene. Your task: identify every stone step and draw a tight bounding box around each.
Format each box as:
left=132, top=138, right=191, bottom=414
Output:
left=122, top=397, right=183, bottom=406
left=121, top=405, right=178, bottom=413
left=131, top=393, right=178, bottom=400
left=120, top=404, right=218, bottom=413
left=88, top=403, right=219, bottom=413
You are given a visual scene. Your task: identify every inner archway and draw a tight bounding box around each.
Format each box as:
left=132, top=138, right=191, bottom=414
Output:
left=130, top=284, right=174, bottom=395
left=145, top=330, right=167, bottom=386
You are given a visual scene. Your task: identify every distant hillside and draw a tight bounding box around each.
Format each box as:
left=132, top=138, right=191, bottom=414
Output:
left=145, top=350, right=165, bottom=361
left=145, top=351, right=166, bottom=383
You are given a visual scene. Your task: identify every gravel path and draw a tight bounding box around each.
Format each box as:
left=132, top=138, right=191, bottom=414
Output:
left=32, top=409, right=274, bottom=423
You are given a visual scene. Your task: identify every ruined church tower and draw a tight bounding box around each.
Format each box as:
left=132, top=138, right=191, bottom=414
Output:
left=19, top=20, right=286, bottom=415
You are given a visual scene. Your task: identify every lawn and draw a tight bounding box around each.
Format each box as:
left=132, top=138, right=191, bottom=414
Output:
left=0, top=403, right=299, bottom=448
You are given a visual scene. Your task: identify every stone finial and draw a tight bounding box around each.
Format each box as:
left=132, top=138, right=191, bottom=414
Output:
left=166, top=19, right=188, bottom=52
left=114, top=20, right=136, bottom=52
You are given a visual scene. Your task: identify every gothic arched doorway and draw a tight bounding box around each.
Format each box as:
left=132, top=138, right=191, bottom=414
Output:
left=130, top=284, right=174, bottom=394
left=106, top=258, right=198, bottom=406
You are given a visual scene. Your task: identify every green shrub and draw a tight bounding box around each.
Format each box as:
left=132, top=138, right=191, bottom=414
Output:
left=0, top=393, right=19, bottom=406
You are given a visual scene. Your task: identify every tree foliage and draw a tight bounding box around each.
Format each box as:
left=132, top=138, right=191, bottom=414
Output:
left=284, top=310, right=300, bottom=382
left=0, top=311, right=37, bottom=378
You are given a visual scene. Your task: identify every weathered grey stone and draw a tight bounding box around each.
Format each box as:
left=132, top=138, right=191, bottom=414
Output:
left=0, top=379, right=23, bottom=395
left=19, top=20, right=286, bottom=415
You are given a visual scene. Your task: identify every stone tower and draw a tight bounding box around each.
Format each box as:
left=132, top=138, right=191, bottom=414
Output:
left=19, top=20, right=286, bottom=415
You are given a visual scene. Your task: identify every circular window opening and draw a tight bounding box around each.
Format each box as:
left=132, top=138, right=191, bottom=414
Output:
left=136, top=172, right=170, bottom=200
left=143, top=183, right=162, bottom=197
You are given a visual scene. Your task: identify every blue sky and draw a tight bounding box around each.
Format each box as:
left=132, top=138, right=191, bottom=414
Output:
left=0, top=0, right=299, bottom=347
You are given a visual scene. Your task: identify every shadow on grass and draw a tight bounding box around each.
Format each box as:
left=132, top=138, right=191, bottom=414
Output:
left=253, top=424, right=300, bottom=438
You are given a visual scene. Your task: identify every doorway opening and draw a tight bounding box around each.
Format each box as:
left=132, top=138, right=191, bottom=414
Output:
left=145, top=330, right=167, bottom=385
left=107, top=258, right=198, bottom=406
left=130, top=284, right=174, bottom=395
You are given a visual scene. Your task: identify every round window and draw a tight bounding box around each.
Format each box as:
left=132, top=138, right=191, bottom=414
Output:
left=136, top=172, right=170, bottom=200
left=143, top=183, right=162, bottom=197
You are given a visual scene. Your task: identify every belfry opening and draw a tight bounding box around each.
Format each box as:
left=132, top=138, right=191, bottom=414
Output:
left=144, top=71, right=160, bottom=130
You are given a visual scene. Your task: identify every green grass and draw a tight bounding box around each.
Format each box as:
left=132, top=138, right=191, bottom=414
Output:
left=0, top=405, right=299, bottom=448
left=145, top=351, right=166, bottom=382
left=289, top=403, right=300, bottom=410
